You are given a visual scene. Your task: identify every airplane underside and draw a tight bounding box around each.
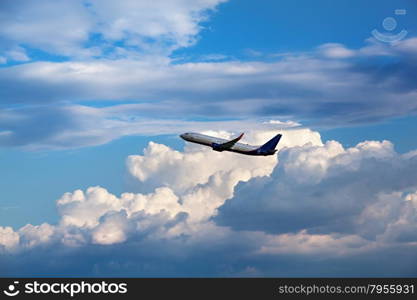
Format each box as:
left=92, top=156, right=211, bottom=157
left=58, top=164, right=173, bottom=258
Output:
left=180, top=132, right=282, bottom=156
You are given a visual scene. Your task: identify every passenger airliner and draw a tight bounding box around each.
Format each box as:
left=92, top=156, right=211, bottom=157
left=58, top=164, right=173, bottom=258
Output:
left=180, top=132, right=282, bottom=156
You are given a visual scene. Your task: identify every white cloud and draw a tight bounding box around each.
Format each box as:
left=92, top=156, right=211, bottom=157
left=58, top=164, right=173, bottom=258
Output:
left=395, top=37, right=417, bottom=57
left=1, top=37, right=416, bottom=151
left=91, top=211, right=130, bottom=245
left=18, top=223, right=55, bottom=248
left=87, top=0, right=225, bottom=51
left=264, top=120, right=301, bottom=128
left=1, top=2, right=417, bottom=153
left=0, top=127, right=322, bottom=248
left=0, top=105, right=316, bottom=150
left=4, top=46, right=29, bottom=62
left=1, top=0, right=417, bottom=276
left=0, top=226, right=19, bottom=251
left=0, top=0, right=93, bottom=58
left=58, top=186, right=183, bottom=228
left=199, top=54, right=229, bottom=61
left=258, top=230, right=371, bottom=256
left=1, top=126, right=417, bottom=276
left=318, top=43, right=355, bottom=58
left=216, top=138, right=417, bottom=241
left=0, top=0, right=226, bottom=60
left=127, top=128, right=321, bottom=193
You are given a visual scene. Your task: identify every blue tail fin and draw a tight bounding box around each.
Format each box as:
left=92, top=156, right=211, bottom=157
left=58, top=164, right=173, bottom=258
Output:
left=259, top=134, right=282, bottom=153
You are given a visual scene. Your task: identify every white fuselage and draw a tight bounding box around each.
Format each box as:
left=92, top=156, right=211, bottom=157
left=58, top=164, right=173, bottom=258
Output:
left=180, top=132, right=259, bottom=153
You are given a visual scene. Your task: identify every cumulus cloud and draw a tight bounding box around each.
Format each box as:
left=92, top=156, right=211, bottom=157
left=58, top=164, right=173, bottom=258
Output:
left=2, top=1, right=416, bottom=277
left=127, top=128, right=320, bottom=190
left=215, top=139, right=417, bottom=239
left=18, top=223, right=55, bottom=248
left=0, top=226, right=19, bottom=251
left=1, top=127, right=417, bottom=276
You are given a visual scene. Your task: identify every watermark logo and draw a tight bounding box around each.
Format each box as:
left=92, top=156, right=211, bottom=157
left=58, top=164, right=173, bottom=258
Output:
left=2, top=280, right=127, bottom=297
left=3, top=281, right=20, bottom=297
left=372, top=9, right=408, bottom=43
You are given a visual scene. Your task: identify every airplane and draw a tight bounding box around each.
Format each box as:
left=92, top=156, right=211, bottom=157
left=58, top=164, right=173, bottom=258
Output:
left=180, top=132, right=282, bottom=156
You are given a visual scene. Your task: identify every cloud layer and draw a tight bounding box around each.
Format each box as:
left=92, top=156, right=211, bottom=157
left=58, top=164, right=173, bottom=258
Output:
left=1, top=37, right=417, bottom=149
left=1, top=1, right=417, bottom=151
left=1, top=127, right=417, bottom=276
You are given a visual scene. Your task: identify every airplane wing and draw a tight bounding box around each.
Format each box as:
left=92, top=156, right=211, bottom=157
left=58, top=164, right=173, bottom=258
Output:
left=213, top=133, right=244, bottom=151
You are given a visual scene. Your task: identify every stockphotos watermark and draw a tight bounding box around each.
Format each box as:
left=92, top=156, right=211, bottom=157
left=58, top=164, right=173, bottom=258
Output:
left=371, top=9, right=408, bottom=43
left=2, top=280, right=128, bottom=297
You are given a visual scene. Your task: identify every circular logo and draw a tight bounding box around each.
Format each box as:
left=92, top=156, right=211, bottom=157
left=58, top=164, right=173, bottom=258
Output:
left=382, top=17, right=397, bottom=31
left=3, top=282, right=20, bottom=297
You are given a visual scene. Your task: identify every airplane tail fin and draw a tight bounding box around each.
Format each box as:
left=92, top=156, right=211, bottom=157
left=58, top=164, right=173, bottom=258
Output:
left=258, top=134, right=282, bottom=154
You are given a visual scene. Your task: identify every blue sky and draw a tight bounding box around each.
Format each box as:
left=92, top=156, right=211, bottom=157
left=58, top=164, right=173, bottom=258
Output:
left=1, top=0, right=417, bottom=277
left=177, top=0, right=416, bottom=56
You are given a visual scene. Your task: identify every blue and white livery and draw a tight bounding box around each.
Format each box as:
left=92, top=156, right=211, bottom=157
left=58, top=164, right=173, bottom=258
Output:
left=180, top=132, right=282, bottom=156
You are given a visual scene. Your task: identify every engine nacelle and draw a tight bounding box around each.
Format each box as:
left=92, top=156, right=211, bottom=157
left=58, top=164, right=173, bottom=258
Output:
left=256, top=148, right=277, bottom=156
left=211, top=143, right=224, bottom=152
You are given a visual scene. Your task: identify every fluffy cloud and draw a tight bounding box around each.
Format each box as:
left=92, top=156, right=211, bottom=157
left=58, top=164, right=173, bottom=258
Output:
left=127, top=128, right=320, bottom=190
left=0, top=0, right=225, bottom=59
left=1, top=127, right=417, bottom=276
left=87, top=0, right=225, bottom=52
left=0, top=0, right=94, bottom=58
left=18, top=223, right=55, bottom=248
left=215, top=139, right=417, bottom=239
left=0, top=226, right=19, bottom=251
